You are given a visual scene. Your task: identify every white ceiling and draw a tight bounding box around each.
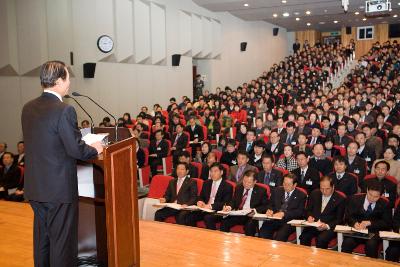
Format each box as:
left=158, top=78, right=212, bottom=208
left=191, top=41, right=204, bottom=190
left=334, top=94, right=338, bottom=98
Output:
left=193, top=0, right=400, bottom=31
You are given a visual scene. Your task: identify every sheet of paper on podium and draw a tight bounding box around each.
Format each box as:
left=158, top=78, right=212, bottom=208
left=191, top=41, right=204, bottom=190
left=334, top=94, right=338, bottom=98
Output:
left=82, top=133, right=108, bottom=145
left=379, top=231, right=400, bottom=239
left=217, top=209, right=252, bottom=216
left=253, top=213, right=282, bottom=220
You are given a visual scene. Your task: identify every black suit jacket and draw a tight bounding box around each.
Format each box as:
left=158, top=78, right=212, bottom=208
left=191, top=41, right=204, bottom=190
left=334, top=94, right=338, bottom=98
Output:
left=171, top=133, right=189, bottom=150
left=268, top=187, right=306, bottom=222
left=265, top=142, right=284, bottom=161
left=184, top=125, right=204, bottom=141
left=308, top=157, right=333, bottom=176
left=357, top=146, right=376, bottom=170
left=333, top=135, right=352, bottom=147
left=256, top=169, right=283, bottom=189
left=238, top=140, right=254, bottom=154
left=306, top=190, right=346, bottom=229
left=199, top=179, right=233, bottom=211
left=328, top=172, right=358, bottom=197
left=149, top=139, right=169, bottom=158
left=163, top=176, right=197, bottom=205
left=230, top=184, right=268, bottom=213
left=393, top=204, right=400, bottom=232
left=345, top=193, right=392, bottom=233
left=0, top=164, right=21, bottom=190
left=21, top=92, right=98, bottom=203
left=280, top=132, right=298, bottom=146
left=346, top=156, right=367, bottom=185
left=292, top=167, right=320, bottom=194
left=361, top=177, right=398, bottom=208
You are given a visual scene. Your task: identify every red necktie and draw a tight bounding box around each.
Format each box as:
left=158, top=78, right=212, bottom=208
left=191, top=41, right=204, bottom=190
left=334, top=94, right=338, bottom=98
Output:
left=239, top=189, right=249, bottom=210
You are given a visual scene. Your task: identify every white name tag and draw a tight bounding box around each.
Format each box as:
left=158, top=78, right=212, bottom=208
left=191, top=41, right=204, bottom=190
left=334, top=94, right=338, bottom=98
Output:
left=291, top=141, right=296, bottom=145
left=269, top=182, right=276, bottom=187
left=157, top=147, right=161, bottom=151
left=365, top=157, right=371, bottom=162
left=354, top=169, right=360, bottom=174
left=194, top=134, right=198, bottom=138
left=384, top=192, right=390, bottom=198
left=306, top=180, right=313, bottom=185
left=232, top=160, right=237, bottom=165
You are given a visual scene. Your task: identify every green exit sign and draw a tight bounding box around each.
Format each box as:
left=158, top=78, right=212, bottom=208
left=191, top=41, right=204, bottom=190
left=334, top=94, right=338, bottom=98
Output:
left=330, top=31, right=340, bottom=36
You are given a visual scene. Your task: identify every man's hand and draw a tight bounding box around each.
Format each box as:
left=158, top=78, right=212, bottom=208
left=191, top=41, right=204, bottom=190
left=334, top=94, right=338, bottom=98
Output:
left=273, top=211, right=285, bottom=219
left=317, top=222, right=328, bottom=231
left=266, top=209, right=273, bottom=217
left=91, top=141, right=103, bottom=154
left=360, top=221, right=371, bottom=229
left=15, top=189, right=24, bottom=195
left=223, top=205, right=232, bottom=212
left=159, top=198, right=166, bottom=203
left=197, top=201, right=205, bottom=208
left=307, top=216, right=315, bottom=222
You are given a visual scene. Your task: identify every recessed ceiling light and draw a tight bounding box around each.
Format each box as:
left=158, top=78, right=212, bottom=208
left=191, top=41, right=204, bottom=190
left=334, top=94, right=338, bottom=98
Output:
left=306, top=22, right=311, bottom=26
left=324, top=9, right=328, bottom=13
left=333, top=20, right=338, bottom=23
left=294, top=12, right=300, bottom=15
left=282, top=0, right=287, bottom=3
left=319, top=21, right=325, bottom=24
left=283, top=12, right=290, bottom=17
left=359, top=5, right=365, bottom=9
left=306, top=10, right=311, bottom=15
left=398, top=2, right=400, bottom=5
left=244, top=3, right=249, bottom=7
left=394, top=14, right=398, bottom=18
left=296, top=17, right=300, bottom=21
left=363, top=17, right=367, bottom=21
left=273, top=13, right=278, bottom=18
left=355, top=11, right=360, bottom=15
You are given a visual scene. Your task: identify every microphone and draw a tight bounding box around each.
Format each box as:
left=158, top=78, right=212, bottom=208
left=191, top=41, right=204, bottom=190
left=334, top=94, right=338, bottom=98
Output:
left=72, top=92, right=118, bottom=142
left=65, top=95, right=94, bottom=134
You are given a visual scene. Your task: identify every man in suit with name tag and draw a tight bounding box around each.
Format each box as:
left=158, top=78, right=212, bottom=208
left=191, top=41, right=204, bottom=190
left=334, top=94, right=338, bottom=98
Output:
left=299, top=176, right=346, bottom=248
left=342, top=180, right=392, bottom=258
left=171, top=124, right=189, bottom=164
left=228, top=151, right=257, bottom=184
left=259, top=173, right=307, bottom=241
left=185, top=116, right=204, bottom=158
left=186, top=163, right=233, bottom=228
left=385, top=200, right=400, bottom=262
left=21, top=61, right=103, bottom=267
left=155, top=162, right=198, bottom=225
left=293, top=152, right=320, bottom=194
left=256, top=155, right=283, bottom=192
left=220, top=170, right=268, bottom=236
left=265, top=131, right=284, bottom=162
left=346, top=142, right=367, bottom=187
left=149, top=129, right=169, bottom=176
left=328, top=156, right=358, bottom=197
left=308, top=144, right=333, bottom=176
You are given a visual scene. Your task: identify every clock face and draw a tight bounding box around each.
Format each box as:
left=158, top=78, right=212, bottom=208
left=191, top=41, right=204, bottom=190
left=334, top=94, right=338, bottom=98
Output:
left=97, top=35, right=113, bottom=53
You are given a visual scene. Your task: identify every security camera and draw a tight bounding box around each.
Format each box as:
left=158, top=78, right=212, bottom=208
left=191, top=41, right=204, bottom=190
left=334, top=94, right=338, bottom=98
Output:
left=342, top=0, right=349, bottom=12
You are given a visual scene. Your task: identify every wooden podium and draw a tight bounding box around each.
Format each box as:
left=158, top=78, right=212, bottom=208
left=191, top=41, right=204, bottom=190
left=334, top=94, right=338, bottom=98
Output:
left=78, top=137, right=140, bottom=267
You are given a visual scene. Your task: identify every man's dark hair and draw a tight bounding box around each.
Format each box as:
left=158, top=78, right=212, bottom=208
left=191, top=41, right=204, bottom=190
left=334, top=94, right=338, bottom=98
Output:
left=176, top=162, right=189, bottom=170
left=374, top=160, right=391, bottom=171
left=367, top=179, right=383, bottom=194
left=40, top=61, right=67, bottom=89
left=210, top=162, right=224, bottom=172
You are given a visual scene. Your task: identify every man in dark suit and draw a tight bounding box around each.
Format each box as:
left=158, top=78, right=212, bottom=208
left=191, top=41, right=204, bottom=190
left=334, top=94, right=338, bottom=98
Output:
left=293, top=39, right=301, bottom=53
left=256, top=155, right=283, bottom=191
left=308, top=144, right=333, bottom=176
left=307, top=127, right=325, bottom=146
left=355, top=132, right=376, bottom=171
left=154, top=162, right=198, bottom=224
left=228, top=151, right=257, bottom=184
left=0, top=142, right=7, bottom=167
left=184, top=116, right=204, bottom=158
left=220, top=170, right=268, bottom=236
left=148, top=129, right=169, bottom=176
left=171, top=124, right=189, bottom=164
left=342, top=180, right=392, bottom=258
left=172, top=151, right=198, bottom=179
left=333, top=124, right=352, bottom=147
left=385, top=200, right=400, bottom=262
left=265, top=131, right=284, bottom=162
left=328, top=156, right=358, bottom=197
left=346, top=141, right=367, bottom=187
left=259, top=173, right=307, bottom=241
left=361, top=161, right=398, bottom=208
left=238, top=129, right=256, bottom=154
left=186, top=163, right=233, bottom=228
left=280, top=121, right=298, bottom=146
left=299, top=176, right=346, bottom=248
left=21, top=61, right=102, bottom=267
left=249, top=139, right=265, bottom=171
left=0, top=152, right=22, bottom=199
left=295, top=115, right=312, bottom=137
left=14, top=141, right=25, bottom=166
left=293, top=152, right=320, bottom=194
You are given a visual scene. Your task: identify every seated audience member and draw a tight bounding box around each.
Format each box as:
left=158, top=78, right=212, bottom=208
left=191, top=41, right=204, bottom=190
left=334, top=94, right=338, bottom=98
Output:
left=220, top=170, right=268, bottom=236
left=342, top=180, right=392, bottom=258
left=321, top=116, right=337, bottom=138
left=308, top=127, right=324, bottom=146
left=185, top=116, right=204, bottom=158
left=200, top=152, right=218, bottom=181
left=276, top=145, right=298, bottom=172
left=372, top=146, right=400, bottom=182
left=195, top=142, right=211, bottom=164
left=346, top=141, right=367, bottom=186
left=300, top=176, right=346, bottom=249
left=0, top=142, right=7, bottom=167
left=385, top=201, right=400, bottom=262
left=362, top=161, right=397, bottom=208
left=171, top=124, right=189, bottom=164
left=355, top=132, right=376, bottom=171
left=220, top=139, right=238, bottom=166
left=81, top=120, right=90, bottom=129
left=265, top=131, right=284, bottom=162
left=249, top=140, right=266, bottom=171
left=293, top=152, right=320, bottom=194
left=256, top=155, right=283, bottom=191
left=387, top=134, right=400, bottom=160
left=295, top=115, right=312, bottom=136
left=186, top=163, right=233, bottom=229
left=154, top=162, right=197, bottom=225
left=308, top=144, right=333, bottom=176
left=363, top=124, right=383, bottom=160
left=228, top=151, right=257, bottom=184
left=14, top=141, right=25, bottom=166
left=293, top=133, right=312, bottom=157
left=328, top=156, right=358, bottom=197
left=136, top=139, right=145, bottom=168
left=323, top=137, right=341, bottom=158
left=238, top=129, right=256, bottom=154
left=172, top=151, right=199, bottom=179
left=333, top=124, right=352, bottom=147
left=280, top=121, right=297, bottom=146
left=206, top=112, right=221, bottom=140
left=0, top=152, right=22, bottom=199
left=259, top=173, right=306, bottom=241
left=148, top=130, right=169, bottom=176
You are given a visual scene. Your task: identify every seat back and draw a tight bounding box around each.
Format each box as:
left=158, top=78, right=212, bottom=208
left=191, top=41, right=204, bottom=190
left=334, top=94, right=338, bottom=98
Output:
left=192, top=178, right=204, bottom=195
left=256, top=183, right=271, bottom=199
left=148, top=175, right=173, bottom=198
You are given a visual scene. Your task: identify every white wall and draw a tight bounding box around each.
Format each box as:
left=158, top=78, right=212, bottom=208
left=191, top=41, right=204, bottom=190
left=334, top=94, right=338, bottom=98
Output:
left=0, top=0, right=290, bottom=153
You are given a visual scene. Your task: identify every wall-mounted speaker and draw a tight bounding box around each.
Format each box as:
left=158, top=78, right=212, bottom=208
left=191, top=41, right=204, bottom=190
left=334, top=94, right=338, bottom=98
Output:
left=83, top=63, right=96, bottom=78
left=240, top=42, right=247, bottom=52
left=346, top=26, right=352, bottom=35
left=273, top=28, right=279, bottom=36
left=172, top=54, right=181, bottom=66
